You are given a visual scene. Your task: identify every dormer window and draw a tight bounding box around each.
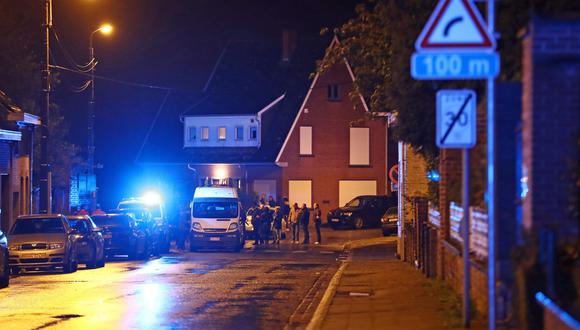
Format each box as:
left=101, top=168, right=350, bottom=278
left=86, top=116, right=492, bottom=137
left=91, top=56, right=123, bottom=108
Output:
left=235, top=126, right=244, bottom=141
left=327, top=84, right=340, bottom=101
left=249, top=126, right=258, bottom=140
left=201, top=127, right=209, bottom=141
left=218, top=127, right=227, bottom=140
left=188, top=126, right=196, bottom=141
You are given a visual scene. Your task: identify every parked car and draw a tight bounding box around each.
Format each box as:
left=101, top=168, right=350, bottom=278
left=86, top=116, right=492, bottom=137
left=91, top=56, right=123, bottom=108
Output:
left=8, top=214, right=79, bottom=274
left=91, top=214, right=149, bottom=260
left=115, top=208, right=161, bottom=256
left=327, top=195, right=396, bottom=229
left=67, top=215, right=106, bottom=268
left=118, top=197, right=170, bottom=253
left=380, top=207, right=399, bottom=236
left=0, top=229, right=9, bottom=288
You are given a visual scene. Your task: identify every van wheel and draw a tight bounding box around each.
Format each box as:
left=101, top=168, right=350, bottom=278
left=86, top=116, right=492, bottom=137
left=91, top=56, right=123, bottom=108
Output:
left=353, top=217, right=364, bottom=230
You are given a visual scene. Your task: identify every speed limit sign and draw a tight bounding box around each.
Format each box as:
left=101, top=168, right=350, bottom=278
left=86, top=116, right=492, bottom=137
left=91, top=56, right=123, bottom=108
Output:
left=436, top=89, right=476, bottom=149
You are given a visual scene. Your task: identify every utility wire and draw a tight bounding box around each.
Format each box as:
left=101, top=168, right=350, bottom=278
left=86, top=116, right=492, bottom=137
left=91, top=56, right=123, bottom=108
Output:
left=135, top=90, right=172, bottom=163
left=50, top=64, right=175, bottom=91
left=52, top=28, right=95, bottom=71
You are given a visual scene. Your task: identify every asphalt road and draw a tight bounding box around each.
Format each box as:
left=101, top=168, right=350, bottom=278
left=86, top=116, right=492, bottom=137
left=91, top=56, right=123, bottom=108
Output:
left=0, top=227, right=385, bottom=330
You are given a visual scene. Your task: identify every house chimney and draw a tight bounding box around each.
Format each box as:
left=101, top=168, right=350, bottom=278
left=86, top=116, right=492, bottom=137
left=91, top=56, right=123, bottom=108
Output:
left=281, top=29, right=297, bottom=62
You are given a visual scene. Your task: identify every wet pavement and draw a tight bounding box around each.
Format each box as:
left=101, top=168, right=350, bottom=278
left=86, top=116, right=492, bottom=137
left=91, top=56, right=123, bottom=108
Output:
left=0, top=227, right=384, bottom=330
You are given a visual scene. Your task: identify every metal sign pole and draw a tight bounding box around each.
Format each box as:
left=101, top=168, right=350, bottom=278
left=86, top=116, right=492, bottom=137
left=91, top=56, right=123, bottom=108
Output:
left=463, top=148, right=471, bottom=327
left=486, top=0, right=496, bottom=329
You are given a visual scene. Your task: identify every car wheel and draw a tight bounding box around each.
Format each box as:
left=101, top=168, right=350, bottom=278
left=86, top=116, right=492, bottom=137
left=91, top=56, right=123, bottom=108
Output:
left=0, top=252, right=9, bottom=288
left=63, top=256, right=77, bottom=274
left=85, top=245, right=97, bottom=269
left=353, top=217, right=364, bottom=230
left=96, top=251, right=106, bottom=268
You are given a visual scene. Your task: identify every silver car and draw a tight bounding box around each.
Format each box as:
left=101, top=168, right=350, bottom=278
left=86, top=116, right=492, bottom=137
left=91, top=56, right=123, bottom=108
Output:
left=8, top=215, right=79, bottom=274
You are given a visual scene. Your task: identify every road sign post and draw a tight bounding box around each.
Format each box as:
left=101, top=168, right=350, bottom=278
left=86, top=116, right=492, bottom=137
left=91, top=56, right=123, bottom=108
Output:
left=411, top=0, right=499, bottom=328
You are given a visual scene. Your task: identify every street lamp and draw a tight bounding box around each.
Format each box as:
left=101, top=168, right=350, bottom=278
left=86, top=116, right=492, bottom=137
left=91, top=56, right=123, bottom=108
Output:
left=88, top=23, right=112, bottom=211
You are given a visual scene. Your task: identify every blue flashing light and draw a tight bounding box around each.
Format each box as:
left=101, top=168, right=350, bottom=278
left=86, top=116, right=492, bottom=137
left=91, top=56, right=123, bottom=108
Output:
left=426, top=170, right=441, bottom=182
left=535, top=292, right=580, bottom=330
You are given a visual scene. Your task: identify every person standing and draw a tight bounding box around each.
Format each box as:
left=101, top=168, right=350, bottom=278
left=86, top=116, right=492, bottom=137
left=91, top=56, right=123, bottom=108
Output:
left=251, top=203, right=262, bottom=246
left=177, top=204, right=191, bottom=250
left=268, top=195, right=276, bottom=208
left=281, top=198, right=290, bottom=232
left=289, top=203, right=300, bottom=243
left=300, top=203, right=310, bottom=244
left=272, top=207, right=283, bottom=244
left=262, top=205, right=273, bottom=245
left=313, top=203, right=322, bottom=245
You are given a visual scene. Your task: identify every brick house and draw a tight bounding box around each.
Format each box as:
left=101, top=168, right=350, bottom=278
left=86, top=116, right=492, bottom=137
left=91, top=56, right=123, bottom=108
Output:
left=275, top=36, right=392, bottom=217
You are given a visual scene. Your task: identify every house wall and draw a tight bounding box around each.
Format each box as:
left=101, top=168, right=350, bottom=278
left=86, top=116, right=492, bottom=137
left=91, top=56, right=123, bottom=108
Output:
left=183, top=115, right=261, bottom=148
left=278, top=60, right=387, bottom=217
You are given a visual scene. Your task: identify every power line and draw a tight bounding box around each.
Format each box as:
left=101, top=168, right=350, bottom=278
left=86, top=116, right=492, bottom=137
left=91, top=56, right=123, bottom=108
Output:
left=50, top=64, right=176, bottom=91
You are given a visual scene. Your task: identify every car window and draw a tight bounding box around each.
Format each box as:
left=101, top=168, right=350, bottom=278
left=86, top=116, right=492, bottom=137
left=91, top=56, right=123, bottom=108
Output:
left=92, top=215, right=132, bottom=228
left=345, top=198, right=361, bottom=207
left=386, top=207, right=398, bottom=216
left=11, top=218, right=65, bottom=234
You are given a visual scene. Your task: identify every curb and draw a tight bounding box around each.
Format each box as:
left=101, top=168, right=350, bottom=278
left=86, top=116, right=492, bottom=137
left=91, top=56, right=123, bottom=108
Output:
left=305, top=236, right=397, bottom=330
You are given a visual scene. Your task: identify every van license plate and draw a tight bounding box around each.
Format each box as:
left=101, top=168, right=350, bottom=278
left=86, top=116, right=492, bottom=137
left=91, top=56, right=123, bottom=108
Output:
left=210, top=237, right=220, bottom=241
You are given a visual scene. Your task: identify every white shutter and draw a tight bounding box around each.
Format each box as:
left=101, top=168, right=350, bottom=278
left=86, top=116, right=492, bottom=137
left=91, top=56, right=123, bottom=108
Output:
left=299, top=126, right=313, bottom=155
left=339, top=180, right=377, bottom=206
left=349, top=127, right=370, bottom=165
left=289, top=180, right=312, bottom=208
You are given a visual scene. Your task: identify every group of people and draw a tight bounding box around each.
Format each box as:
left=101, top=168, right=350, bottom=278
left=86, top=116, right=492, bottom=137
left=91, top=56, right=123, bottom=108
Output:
left=248, top=195, right=322, bottom=246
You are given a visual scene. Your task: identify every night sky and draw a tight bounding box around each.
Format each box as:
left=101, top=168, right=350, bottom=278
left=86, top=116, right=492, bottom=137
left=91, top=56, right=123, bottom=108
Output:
left=23, top=0, right=360, bottom=208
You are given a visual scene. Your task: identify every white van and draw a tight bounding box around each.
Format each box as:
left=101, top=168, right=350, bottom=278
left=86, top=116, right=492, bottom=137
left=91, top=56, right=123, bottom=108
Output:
left=190, top=187, right=244, bottom=251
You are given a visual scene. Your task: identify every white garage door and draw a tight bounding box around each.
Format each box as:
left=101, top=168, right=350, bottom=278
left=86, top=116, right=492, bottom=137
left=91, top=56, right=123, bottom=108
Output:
left=289, top=180, right=312, bottom=208
left=253, top=180, right=277, bottom=201
left=339, top=180, right=377, bottom=207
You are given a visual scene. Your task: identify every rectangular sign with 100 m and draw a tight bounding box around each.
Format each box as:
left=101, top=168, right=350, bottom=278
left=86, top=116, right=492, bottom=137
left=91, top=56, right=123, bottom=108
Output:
left=411, top=52, right=499, bottom=80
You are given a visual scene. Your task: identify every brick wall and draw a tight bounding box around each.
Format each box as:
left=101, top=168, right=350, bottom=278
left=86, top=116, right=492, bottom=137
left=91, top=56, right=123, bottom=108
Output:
left=522, top=17, right=580, bottom=239
left=279, top=59, right=387, bottom=217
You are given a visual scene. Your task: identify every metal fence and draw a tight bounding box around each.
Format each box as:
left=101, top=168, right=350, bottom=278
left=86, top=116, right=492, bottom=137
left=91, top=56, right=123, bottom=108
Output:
left=449, top=202, right=488, bottom=259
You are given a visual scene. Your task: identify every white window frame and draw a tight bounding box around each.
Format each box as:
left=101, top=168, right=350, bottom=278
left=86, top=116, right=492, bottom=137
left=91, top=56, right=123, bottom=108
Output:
left=201, top=126, right=210, bottom=141
left=299, top=126, right=313, bottom=155
left=249, top=126, right=258, bottom=140
left=188, top=126, right=196, bottom=141
left=218, top=126, right=227, bottom=140
left=235, top=126, right=244, bottom=141
left=349, top=127, right=370, bottom=166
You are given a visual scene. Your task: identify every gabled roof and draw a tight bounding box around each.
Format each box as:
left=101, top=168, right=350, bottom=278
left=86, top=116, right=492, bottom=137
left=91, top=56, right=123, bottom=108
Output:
left=137, top=36, right=328, bottom=165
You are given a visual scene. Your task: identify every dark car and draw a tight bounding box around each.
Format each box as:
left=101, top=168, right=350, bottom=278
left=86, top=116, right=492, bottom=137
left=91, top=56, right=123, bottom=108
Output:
left=115, top=208, right=161, bottom=256
left=0, top=229, right=9, bottom=288
left=327, top=195, right=396, bottom=229
left=118, top=198, right=170, bottom=253
left=91, top=214, right=149, bottom=260
left=67, top=215, right=106, bottom=268
left=380, top=207, right=399, bottom=236
left=8, top=214, right=79, bottom=273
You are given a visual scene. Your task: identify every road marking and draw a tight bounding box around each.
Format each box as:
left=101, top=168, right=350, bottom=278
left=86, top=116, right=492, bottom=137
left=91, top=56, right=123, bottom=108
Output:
left=292, top=250, right=307, bottom=253
left=319, top=251, right=335, bottom=254
left=263, top=250, right=281, bottom=253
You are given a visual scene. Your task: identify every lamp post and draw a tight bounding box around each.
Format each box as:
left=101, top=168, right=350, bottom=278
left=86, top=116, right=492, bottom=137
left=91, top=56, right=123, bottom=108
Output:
left=39, top=0, right=52, bottom=214
left=88, top=24, right=112, bottom=211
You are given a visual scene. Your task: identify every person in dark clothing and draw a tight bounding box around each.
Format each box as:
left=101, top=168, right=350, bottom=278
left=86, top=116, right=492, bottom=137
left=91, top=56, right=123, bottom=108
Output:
left=268, top=195, right=276, bottom=208
left=281, top=198, right=290, bottom=231
left=261, top=205, right=273, bottom=245
left=300, top=203, right=310, bottom=244
left=177, top=204, right=191, bottom=250
left=250, top=204, right=262, bottom=246
left=272, top=207, right=283, bottom=244
left=313, top=203, right=322, bottom=245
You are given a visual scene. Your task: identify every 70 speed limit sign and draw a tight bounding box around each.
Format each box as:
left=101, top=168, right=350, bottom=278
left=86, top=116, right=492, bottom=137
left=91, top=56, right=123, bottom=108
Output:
left=436, top=89, right=476, bottom=149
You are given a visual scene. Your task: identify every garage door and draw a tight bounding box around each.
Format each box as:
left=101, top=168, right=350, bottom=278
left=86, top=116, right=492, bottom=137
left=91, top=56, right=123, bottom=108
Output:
left=339, top=180, right=377, bottom=207
left=289, top=180, right=312, bottom=208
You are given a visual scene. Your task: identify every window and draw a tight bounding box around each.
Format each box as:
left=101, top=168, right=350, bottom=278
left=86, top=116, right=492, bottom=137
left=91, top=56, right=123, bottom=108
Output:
left=299, top=126, right=312, bottom=155
left=249, top=126, right=258, bottom=140
left=201, top=127, right=209, bottom=141
left=218, top=127, right=226, bottom=140
left=327, top=84, right=340, bottom=101
left=188, top=126, right=196, bottom=141
left=349, top=127, right=370, bottom=165
left=235, top=126, right=244, bottom=141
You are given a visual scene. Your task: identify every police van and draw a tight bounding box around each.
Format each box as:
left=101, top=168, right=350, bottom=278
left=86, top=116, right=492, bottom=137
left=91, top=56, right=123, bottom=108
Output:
left=189, top=187, right=244, bottom=252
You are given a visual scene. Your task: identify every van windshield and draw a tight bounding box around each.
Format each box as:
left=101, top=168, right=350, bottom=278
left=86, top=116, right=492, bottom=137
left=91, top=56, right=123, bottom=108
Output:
left=192, top=200, right=238, bottom=219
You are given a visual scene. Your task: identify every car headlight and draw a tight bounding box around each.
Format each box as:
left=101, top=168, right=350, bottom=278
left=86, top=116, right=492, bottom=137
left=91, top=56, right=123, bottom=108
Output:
left=49, top=243, right=64, bottom=249
left=228, top=223, right=239, bottom=231
left=381, top=217, right=388, bottom=224
left=191, top=222, right=203, bottom=232
left=343, top=212, right=352, bottom=217
left=388, top=218, right=398, bottom=223
left=8, top=244, right=19, bottom=251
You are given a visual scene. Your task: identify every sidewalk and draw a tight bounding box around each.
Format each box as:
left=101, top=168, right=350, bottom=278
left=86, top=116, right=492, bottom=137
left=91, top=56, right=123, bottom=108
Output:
left=314, top=239, right=487, bottom=330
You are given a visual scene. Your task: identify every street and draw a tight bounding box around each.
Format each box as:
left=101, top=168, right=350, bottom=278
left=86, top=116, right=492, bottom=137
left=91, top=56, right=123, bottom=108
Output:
left=0, top=228, right=387, bottom=330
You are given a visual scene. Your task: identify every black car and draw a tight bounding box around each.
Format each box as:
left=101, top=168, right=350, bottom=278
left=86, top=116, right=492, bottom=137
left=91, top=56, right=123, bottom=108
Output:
left=115, top=208, right=161, bottom=256
left=380, top=207, right=399, bottom=236
left=67, top=215, right=106, bottom=268
left=91, top=214, right=149, bottom=260
left=0, top=229, right=9, bottom=288
left=327, top=195, right=396, bottom=229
